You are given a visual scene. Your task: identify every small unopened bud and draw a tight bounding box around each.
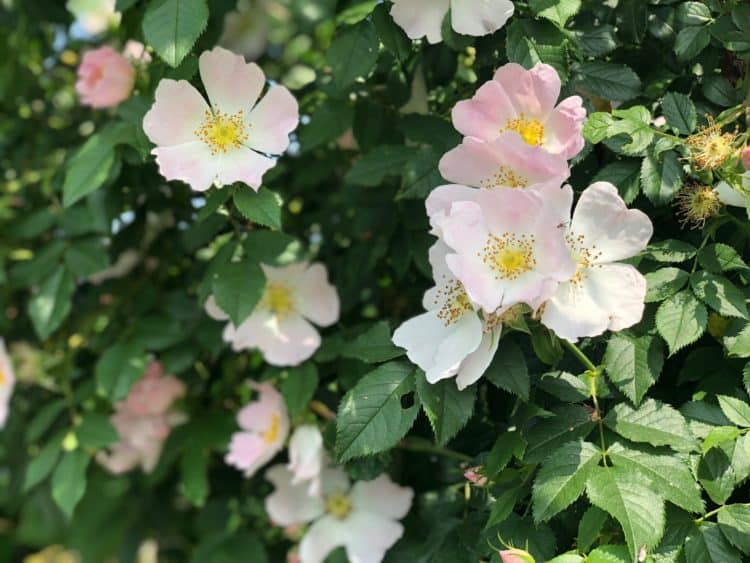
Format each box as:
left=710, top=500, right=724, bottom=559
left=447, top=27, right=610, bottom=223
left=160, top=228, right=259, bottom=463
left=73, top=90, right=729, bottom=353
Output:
left=464, top=467, right=488, bottom=486
left=741, top=147, right=750, bottom=170
left=499, top=548, right=536, bottom=563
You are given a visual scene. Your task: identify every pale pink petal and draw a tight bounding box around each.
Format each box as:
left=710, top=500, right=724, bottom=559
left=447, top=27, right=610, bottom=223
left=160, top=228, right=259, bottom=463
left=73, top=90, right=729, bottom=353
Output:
left=540, top=279, right=609, bottom=342
left=571, top=182, right=653, bottom=263
left=542, top=96, right=587, bottom=159
left=151, top=142, right=218, bottom=192
left=349, top=474, right=414, bottom=520
left=299, top=515, right=348, bottom=563
left=216, top=146, right=276, bottom=190
left=452, top=80, right=516, bottom=141
left=262, top=262, right=308, bottom=286
left=265, top=464, right=326, bottom=526
left=96, top=444, right=141, bottom=474
left=143, top=80, right=210, bottom=146
left=425, top=184, right=479, bottom=237
left=198, top=47, right=265, bottom=114
left=590, top=263, right=648, bottom=333
left=343, top=511, right=406, bottom=563
left=493, top=63, right=561, bottom=116
left=76, top=47, right=135, bottom=109
left=226, top=309, right=272, bottom=352
left=236, top=382, right=287, bottom=433
left=255, top=313, right=321, bottom=367
left=204, top=295, right=230, bottom=321
left=225, top=431, right=276, bottom=477
left=288, top=425, right=326, bottom=494
left=245, top=85, right=299, bottom=155
left=439, top=134, right=569, bottom=190
left=450, top=0, right=514, bottom=37
left=294, top=263, right=340, bottom=327
left=456, top=328, right=500, bottom=390
left=390, top=0, right=449, bottom=44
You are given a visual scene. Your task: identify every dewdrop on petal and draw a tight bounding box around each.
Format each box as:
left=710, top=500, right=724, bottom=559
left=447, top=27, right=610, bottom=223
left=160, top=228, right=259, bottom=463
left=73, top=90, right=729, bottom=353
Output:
left=675, top=183, right=721, bottom=229
left=686, top=116, right=738, bottom=171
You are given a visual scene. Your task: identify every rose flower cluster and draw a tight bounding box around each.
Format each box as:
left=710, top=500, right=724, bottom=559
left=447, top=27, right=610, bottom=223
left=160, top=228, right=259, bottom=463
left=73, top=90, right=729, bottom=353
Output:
left=394, top=63, right=654, bottom=389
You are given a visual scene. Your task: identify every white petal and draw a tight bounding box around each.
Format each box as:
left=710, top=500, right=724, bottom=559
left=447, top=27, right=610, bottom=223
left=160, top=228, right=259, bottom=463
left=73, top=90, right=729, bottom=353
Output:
left=151, top=142, right=218, bottom=192
left=450, top=0, right=514, bottom=37
left=143, top=79, right=209, bottom=147
left=343, top=511, right=406, bottom=563
left=198, top=47, right=265, bottom=114
left=255, top=313, right=321, bottom=367
left=299, top=515, right=348, bottom=563
left=540, top=279, right=609, bottom=342
left=349, top=474, right=414, bottom=519
left=0, top=339, right=16, bottom=429
left=288, top=425, right=326, bottom=494
left=204, top=295, right=229, bottom=321
left=716, top=181, right=746, bottom=207
left=390, top=0, right=449, bottom=43
left=246, top=85, right=299, bottom=155
left=456, top=328, right=500, bottom=390
left=265, top=464, right=326, bottom=526
left=294, top=263, right=340, bottom=327
left=216, top=146, right=276, bottom=191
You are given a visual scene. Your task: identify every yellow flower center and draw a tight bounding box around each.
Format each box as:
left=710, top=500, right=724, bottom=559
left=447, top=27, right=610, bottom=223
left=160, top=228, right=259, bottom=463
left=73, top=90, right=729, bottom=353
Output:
left=262, top=413, right=281, bottom=444
left=482, top=233, right=537, bottom=280
left=195, top=109, right=249, bottom=155
left=0, top=368, right=5, bottom=385
left=261, top=283, right=294, bottom=316
left=686, top=116, right=738, bottom=170
left=433, top=279, right=473, bottom=327
left=325, top=492, right=352, bottom=519
left=504, top=114, right=545, bottom=146
left=480, top=166, right=529, bottom=189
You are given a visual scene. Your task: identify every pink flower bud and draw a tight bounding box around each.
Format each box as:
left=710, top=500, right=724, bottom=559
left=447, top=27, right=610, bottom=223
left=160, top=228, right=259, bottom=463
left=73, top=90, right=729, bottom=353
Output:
left=464, top=467, right=488, bottom=486
left=76, top=46, right=135, bottom=108
left=741, top=147, right=750, bottom=170
left=499, top=548, right=535, bottom=563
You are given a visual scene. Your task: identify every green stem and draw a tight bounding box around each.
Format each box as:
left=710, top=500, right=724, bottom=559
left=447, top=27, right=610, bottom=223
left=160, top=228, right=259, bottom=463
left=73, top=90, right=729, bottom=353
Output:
left=652, top=129, right=684, bottom=143
left=691, top=233, right=711, bottom=274
left=562, top=340, right=598, bottom=374
left=399, top=437, right=473, bottom=463
left=695, top=505, right=726, bottom=525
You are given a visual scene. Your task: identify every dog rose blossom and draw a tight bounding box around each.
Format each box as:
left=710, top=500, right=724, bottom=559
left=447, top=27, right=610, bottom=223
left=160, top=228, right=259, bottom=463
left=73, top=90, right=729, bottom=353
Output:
left=452, top=63, right=586, bottom=159
left=225, top=382, right=289, bottom=477
left=265, top=466, right=413, bottom=563
left=97, top=362, right=185, bottom=474
left=76, top=46, right=135, bottom=109
left=143, top=46, right=299, bottom=192
left=390, top=0, right=514, bottom=44
left=205, top=261, right=340, bottom=367
left=0, top=339, right=16, bottom=429
left=437, top=186, right=576, bottom=314
left=288, top=425, right=328, bottom=495
left=540, top=182, right=653, bottom=341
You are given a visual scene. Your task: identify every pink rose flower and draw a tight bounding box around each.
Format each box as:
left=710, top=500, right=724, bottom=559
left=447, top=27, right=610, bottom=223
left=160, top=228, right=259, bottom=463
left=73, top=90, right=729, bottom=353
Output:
left=97, top=362, right=186, bottom=474
left=540, top=182, right=653, bottom=341
left=76, top=46, right=135, bottom=108
left=143, top=47, right=299, bottom=192
left=452, top=63, right=586, bottom=159
left=205, top=261, right=340, bottom=367
left=225, top=382, right=289, bottom=478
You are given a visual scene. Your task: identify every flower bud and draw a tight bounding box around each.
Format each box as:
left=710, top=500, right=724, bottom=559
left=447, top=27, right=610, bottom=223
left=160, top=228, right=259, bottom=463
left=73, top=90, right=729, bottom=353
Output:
left=499, top=548, right=536, bottom=563
left=741, top=147, right=750, bottom=170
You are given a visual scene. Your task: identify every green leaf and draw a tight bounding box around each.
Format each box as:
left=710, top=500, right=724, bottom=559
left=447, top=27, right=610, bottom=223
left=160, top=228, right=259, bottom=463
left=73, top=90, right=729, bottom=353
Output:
left=342, top=321, right=405, bottom=364
left=181, top=445, right=209, bottom=506
left=371, top=3, right=411, bottom=64
left=62, top=132, right=116, bottom=207
left=585, top=465, right=665, bottom=560
left=298, top=99, right=354, bottom=151
left=25, top=400, right=67, bottom=444
left=661, top=91, right=697, bottom=134
left=532, top=440, right=601, bottom=523
left=606, top=106, right=655, bottom=155
left=698, top=244, right=749, bottom=273
left=642, top=239, right=697, bottom=263
left=592, top=159, right=641, bottom=204
left=142, top=0, right=208, bottom=67
left=233, top=187, right=282, bottom=230
left=345, top=145, right=415, bottom=187
left=24, top=433, right=64, bottom=492
left=525, top=405, right=595, bottom=463
left=415, top=376, right=476, bottom=446
left=484, top=338, right=529, bottom=401
left=698, top=444, right=736, bottom=504
left=327, top=20, right=380, bottom=92
left=604, top=398, right=698, bottom=451
left=604, top=333, right=664, bottom=406
left=684, top=522, right=743, bottom=563
left=576, top=61, right=641, bottom=102
left=486, top=487, right=521, bottom=529
left=577, top=507, right=609, bottom=552
left=656, top=290, right=708, bottom=356
left=676, top=1, right=712, bottom=25
left=718, top=504, right=750, bottom=554
left=211, top=258, right=265, bottom=327
left=691, top=272, right=748, bottom=319
left=505, top=20, right=542, bottom=68
left=529, top=0, right=582, bottom=28
left=486, top=430, right=526, bottom=477
left=28, top=268, right=76, bottom=340
left=279, top=363, right=319, bottom=420
left=335, top=362, right=420, bottom=461
left=397, top=146, right=443, bottom=200
left=641, top=149, right=683, bottom=206
left=674, top=26, right=711, bottom=61
left=608, top=442, right=704, bottom=513
left=645, top=267, right=689, bottom=303
left=51, top=449, right=91, bottom=518
left=586, top=545, right=630, bottom=563
left=76, top=413, right=119, bottom=449
left=717, top=395, right=750, bottom=427
left=95, top=341, right=148, bottom=402
left=724, top=321, right=750, bottom=358
left=702, top=426, right=743, bottom=453
left=64, top=239, right=110, bottom=278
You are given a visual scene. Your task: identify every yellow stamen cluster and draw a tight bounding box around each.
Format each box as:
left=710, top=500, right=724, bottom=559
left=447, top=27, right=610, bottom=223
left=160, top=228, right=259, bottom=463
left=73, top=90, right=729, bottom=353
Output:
left=565, top=233, right=602, bottom=287
left=261, top=283, right=294, bottom=317
left=481, top=233, right=536, bottom=280
left=262, top=413, right=281, bottom=444
left=325, top=492, right=352, bottom=519
left=433, top=278, right=473, bottom=327
left=503, top=113, right=545, bottom=146
left=675, top=183, right=721, bottom=229
left=195, top=109, right=249, bottom=155
left=480, top=166, right=529, bottom=189
left=686, top=116, right=737, bottom=170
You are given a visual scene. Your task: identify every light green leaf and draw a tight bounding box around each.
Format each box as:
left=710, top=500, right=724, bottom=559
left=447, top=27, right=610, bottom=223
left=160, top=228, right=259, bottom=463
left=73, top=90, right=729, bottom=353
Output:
left=656, top=290, right=708, bottom=356
left=335, top=362, right=420, bottom=461
left=604, top=398, right=698, bottom=451
left=661, top=91, right=697, bottom=134
left=532, top=440, right=601, bottom=523
left=606, top=106, right=655, bottom=155
left=577, top=506, right=609, bottom=552
left=604, top=333, right=664, bottom=406
left=702, top=426, right=743, bottom=454
left=684, top=522, right=743, bottom=563
left=342, top=321, right=405, bottom=364
left=641, top=149, right=683, bottom=206
left=698, top=243, right=749, bottom=273
left=644, top=267, right=689, bottom=303
left=529, top=0, right=582, bottom=28
left=24, top=433, right=64, bottom=492
left=51, top=449, right=91, bottom=518
left=717, top=395, right=750, bottom=427
left=28, top=268, right=76, bottom=340
left=691, top=272, right=748, bottom=319
left=724, top=321, right=750, bottom=358
left=142, top=0, right=208, bottom=67
left=327, top=20, right=380, bottom=92
left=233, top=187, right=282, bottom=230
left=718, top=504, right=750, bottom=554
left=211, top=258, right=265, bottom=327
left=95, top=341, right=148, bottom=402
left=181, top=445, right=209, bottom=506
left=642, top=239, right=697, bottom=263
left=585, top=465, right=665, bottom=560
left=415, top=376, right=476, bottom=446
left=608, top=442, right=704, bottom=513
left=486, top=487, right=521, bottom=528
